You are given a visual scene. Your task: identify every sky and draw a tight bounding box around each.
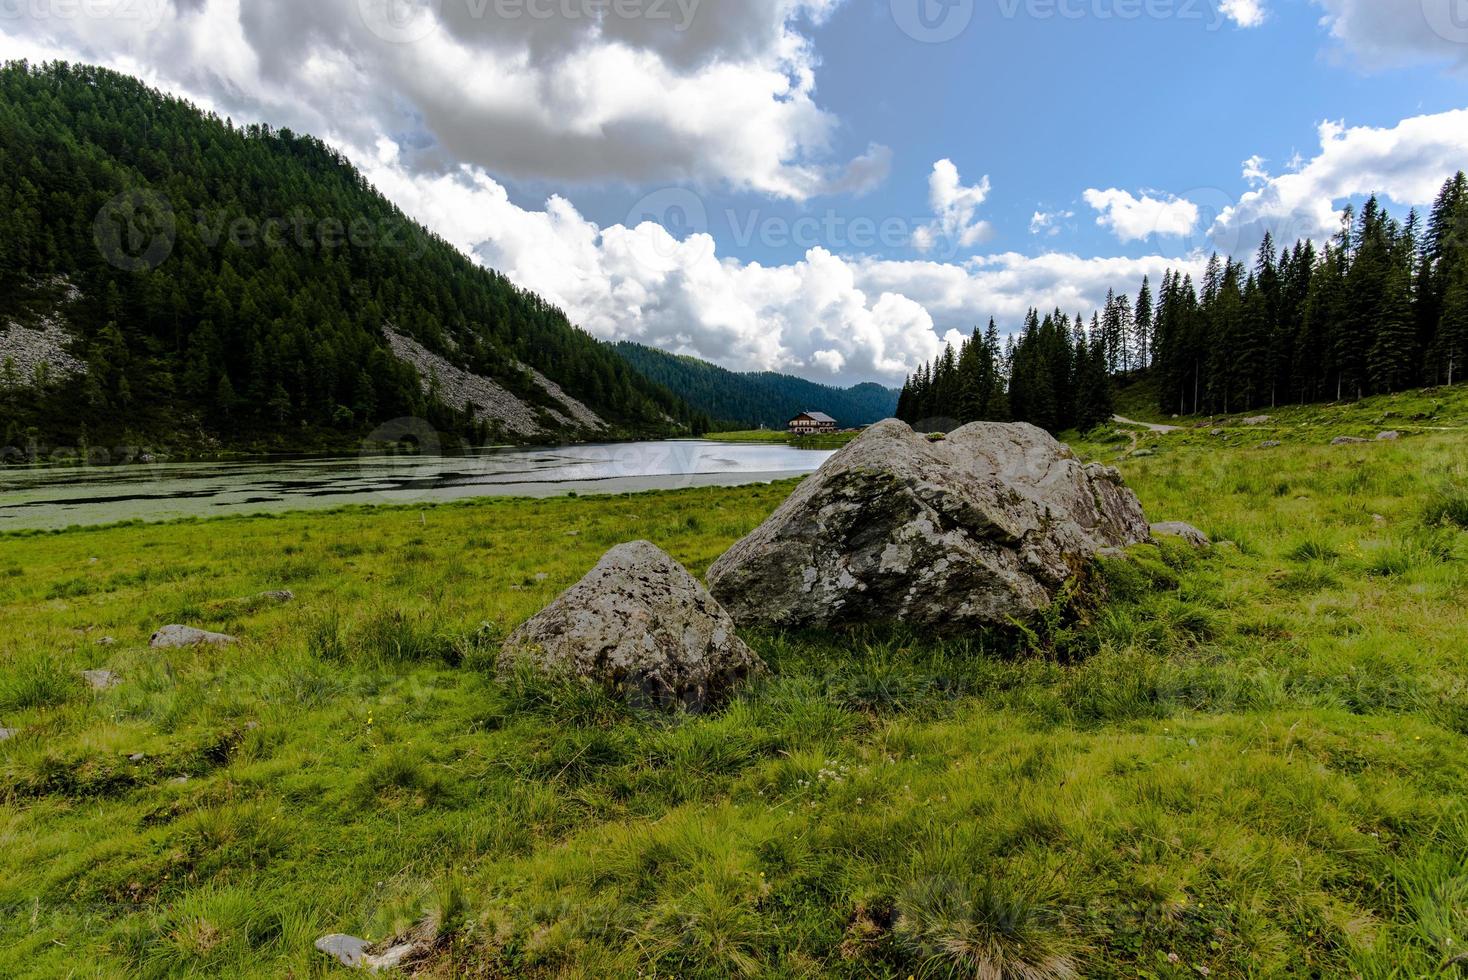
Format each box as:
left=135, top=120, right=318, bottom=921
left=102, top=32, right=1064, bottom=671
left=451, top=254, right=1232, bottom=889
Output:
left=4, top=0, right=1468, bottom=386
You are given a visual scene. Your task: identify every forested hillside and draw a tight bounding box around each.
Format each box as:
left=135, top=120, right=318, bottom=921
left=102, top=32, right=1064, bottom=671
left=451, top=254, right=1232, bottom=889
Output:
left=613, top=342, right=899, bottom=430
left=0, top=61, right=691, bottom=454
left=898, top=175, right=1468, bottom=432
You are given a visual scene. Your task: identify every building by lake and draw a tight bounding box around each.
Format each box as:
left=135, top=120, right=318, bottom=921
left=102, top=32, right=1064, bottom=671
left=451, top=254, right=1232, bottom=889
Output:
left=788, top=411, right=837, bottom=435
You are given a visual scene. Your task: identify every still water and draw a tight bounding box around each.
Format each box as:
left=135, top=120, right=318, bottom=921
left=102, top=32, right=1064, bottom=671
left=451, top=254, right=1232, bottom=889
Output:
left=0, top=440, right=833, bottom=531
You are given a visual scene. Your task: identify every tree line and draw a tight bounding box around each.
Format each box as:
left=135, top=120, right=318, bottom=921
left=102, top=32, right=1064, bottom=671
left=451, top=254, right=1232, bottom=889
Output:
left=613, top=342, right=900, bottom=431
left=0, top=61, right=692, bottom=452
left=897, top=171, right=1468, bottom=432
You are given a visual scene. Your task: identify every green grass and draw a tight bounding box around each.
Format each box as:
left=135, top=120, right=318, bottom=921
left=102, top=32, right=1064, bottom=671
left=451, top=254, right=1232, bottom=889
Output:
left=2, top=393, right=1468, bottom=977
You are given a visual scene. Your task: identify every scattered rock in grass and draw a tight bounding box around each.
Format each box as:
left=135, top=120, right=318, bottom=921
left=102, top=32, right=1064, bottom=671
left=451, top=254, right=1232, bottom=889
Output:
left=1211, top=428, right=1226, bottom=437
left=1131, top=449, right=1154, bottom=457
left=314, top=935, right=369, bottom=969
left=1151, top=522, right=1210, bottom=549
left=96, top=636, right=116, bottom=646
left=707, top=420, right=1151, bottom=633
left=1376, top=431, right=1401, bottom=441
left=1373, top=514, right=1387, bottom=525
left=257, top=590, right=295, bottom=603
left=1331, top=436, right=1369, bottom=445
left=314, top=934, right=419, bottom=973
left=534, top=572, right=549, bottom=582
left=0, top=728, right=17, bottom=742
left=501, top=541, right=763, bottom=711
left=1259, top=441, right=1282, bottom=449
left=83, top=669, right=119, bottom=690
left=1243, top=416, right=1271, bottom=426
left=150, top=625, right=238, bottom=649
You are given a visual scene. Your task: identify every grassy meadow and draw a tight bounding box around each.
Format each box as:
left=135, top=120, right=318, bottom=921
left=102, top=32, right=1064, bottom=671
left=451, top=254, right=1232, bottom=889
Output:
left=1, top=389, right=1467, bottom=977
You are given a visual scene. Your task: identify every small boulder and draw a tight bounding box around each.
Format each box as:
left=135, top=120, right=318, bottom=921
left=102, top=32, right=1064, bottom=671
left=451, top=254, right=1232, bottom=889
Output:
left=1151, top=522, right=1210, bottom=550
left=707, top=420, right=1151, bottom=633
left=150, top=625, right=238, bottom=649
left=1242, top=416, right=1271, bottom=426
left=1331, top=436, right=1369, bottom=446
left=257, top=590, right=295, bottom=603
left=96, top=636, right=116, bottom=646
left=0, top=728, right=17, bottom=742
left=1259, top=440, right=1282, bottom=449
left=1376, top=431, right=1401, bottom=441
left=1211, top=428, right=1227, bottom=437
left=83, top=669, right=119, bottom=690
left=314, top=934, right=417, bottom=973
left=500, top=541, right=763, bottom=711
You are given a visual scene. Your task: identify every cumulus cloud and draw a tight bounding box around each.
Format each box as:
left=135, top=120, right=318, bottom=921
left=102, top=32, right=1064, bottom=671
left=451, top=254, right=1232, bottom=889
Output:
left=0, top=0, right=879, bottom=199
left=1219, top=0, right=1267, bottom=28
left=1211, top=109, right=1468, bottom=252
left=1029, top=209, right=1073, bottom=236
left=912, top=159, right=992, bottom=253
left=1241, top=155, right=1271, bottom=188
left=358, top=143, right=1202, bottom=384
left=1312, top=0, right=1468, bottom=68
left=1083, top=188, right=1200, bottom=242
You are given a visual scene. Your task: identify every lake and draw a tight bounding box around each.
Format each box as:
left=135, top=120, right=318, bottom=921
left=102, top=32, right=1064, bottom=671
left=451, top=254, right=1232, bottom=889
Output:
left=0, top=440, right=833, bottom=532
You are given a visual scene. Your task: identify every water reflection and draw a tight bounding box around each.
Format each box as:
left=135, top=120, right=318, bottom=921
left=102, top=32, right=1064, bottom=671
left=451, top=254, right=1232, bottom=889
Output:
left=0, top=440, right=832, bottom=531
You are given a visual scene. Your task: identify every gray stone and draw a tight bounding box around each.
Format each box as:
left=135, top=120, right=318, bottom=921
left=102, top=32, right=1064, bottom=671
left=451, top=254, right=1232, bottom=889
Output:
left=83, top=669, right=118, bottom=690
left=315, top=934, right=370, bottom=969
left=257, top=590, right=295, bottom=603
left=0, top=728, right=17, bottom=742
left=706, top=420, right=1150, bottom=633
left=1131, top=449, right=1155, bottom=458
left=1259, top=441, right=1282, bottom=449
left=1376, top=431, right=1401, bottom=441
left=500, top=541, right=763, bottom=711
left=96, top=636, right=116, bottom=646
left=314, top=934, right=419, bottom=973
left=150, top=625, right=238, bottom=649
left=1151, top=521, right=1211, bottom=549
left=1211, top=428, right=1227, bottom=437
left=1242, top=416, right=1271, bottom=426
left=1331, top=436, right=1370, bottom=446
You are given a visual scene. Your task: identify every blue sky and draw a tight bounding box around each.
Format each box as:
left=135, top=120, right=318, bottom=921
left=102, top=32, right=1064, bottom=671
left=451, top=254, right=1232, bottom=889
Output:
left=4, top=0, right=1468, bottom=384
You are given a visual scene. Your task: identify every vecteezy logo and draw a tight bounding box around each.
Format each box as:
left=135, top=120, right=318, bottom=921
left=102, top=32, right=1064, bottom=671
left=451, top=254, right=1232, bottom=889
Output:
left=891, top=0, right=974, bottom=43
left=1422, top=0, right=1468, bottom=44
left=623, top=187, right=713, bottom=270
left=358, top=0, right=442, bottom=44
left=93, top=189, right=176, bottom=272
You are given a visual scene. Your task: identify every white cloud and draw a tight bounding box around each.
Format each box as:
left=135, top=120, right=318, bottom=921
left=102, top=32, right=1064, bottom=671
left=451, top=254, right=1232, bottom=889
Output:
left=1242, top=155, right=1271, bottom=188
left=358, top=146, right=1203, bottom=384
left=913, top=159, right=992, bottom=253
left=1029, top=209, right=1073, bottom=236
left=1312, top=0, right=1468, bottom=68
left=1083, top=188, right=1200, bottom=242
left=0, top=0, right=878, bottom=200
left=1219, top=0, right=1267, bottom=28
left=1211, top=109, right=1468, bottom=252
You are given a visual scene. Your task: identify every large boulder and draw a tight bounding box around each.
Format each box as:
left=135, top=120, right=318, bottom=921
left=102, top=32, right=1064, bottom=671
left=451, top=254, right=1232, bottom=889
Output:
left=500, top=541, right=763, bottom=711
left=707, top=420, right=1151, bottom=632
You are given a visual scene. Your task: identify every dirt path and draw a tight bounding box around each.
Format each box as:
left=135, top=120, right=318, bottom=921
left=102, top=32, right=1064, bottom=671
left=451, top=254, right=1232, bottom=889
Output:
left=1113, top=415, right=1183, bottom=433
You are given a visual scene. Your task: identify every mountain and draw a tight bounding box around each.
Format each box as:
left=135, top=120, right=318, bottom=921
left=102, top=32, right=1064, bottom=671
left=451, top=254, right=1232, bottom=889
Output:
left=613, top=342, right=900, bottom=430
left=0, top=62, right=693, bottom=455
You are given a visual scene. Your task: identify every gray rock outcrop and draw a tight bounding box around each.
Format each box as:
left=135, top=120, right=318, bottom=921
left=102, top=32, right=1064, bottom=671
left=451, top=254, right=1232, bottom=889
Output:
left=150, top=625, right=238, bottom=649
left=1151, top=521, right=1210, bottom=549
left=1377, top=431, right=1401, bottom=441
left=706, top=420, right=1151, bottom=633
left=1332, top=436, right=1370, bottom=446
left=314, top=935, right=416, bottom=973
left=500, top=541, right=763, bottom=710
